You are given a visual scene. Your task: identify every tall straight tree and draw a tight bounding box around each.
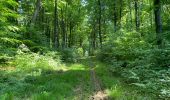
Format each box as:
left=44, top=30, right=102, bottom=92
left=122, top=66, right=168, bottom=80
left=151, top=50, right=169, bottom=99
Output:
left=54, top=0, right=59, bottom=48
left=154, top=0, right=163, bottom=48
left=31, top=0, right=41, bottom=24
left=134, top=0, right=140, bottom=31
left=61, top=8, right=66, bottom=48
left=98, top=0, right=102, bottom=48
left=113, top=0, right=117, bottom=32
left=119, top=0, right=123, bottom=29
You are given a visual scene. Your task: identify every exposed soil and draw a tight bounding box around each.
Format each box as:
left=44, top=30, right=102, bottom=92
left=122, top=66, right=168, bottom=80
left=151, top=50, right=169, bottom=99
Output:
left=89, top=60, right=108, bottom=100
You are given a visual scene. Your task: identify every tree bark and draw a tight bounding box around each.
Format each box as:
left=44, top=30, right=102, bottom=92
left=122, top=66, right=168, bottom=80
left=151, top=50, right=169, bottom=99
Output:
left=135, top=0, right=140, bottom=31
left=31, top=0, right=41, bottom=24
left=150, top=0, right=153, bottom=29
left=113, top=0, right=117, bottom=32
left=119, top=0, right=123, bottom=29
left=54, top=0, right=59, bottom=48
left=68, top=22, right=72, bottom=48
left=98, top=0, right=102, bottom=48
left=154, top=0, right=163, bottom=48
left=61, top=8, right=66, bottom=48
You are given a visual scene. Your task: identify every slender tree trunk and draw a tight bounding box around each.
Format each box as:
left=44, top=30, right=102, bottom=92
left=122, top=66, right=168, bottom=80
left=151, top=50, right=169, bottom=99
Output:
left=54, top=0, right=59, bottom=48
left=135, top=0, right=140, bottom=31
left=128, top=0, right=133, bottom=31
left=61, top=8, right=66, bottom=48
left=68, top=22, right=72, bottom=48
left=150, top=0, right=153, bottom=29
left=113, top=1, right=117, bottom=32
left=98, top=0, right=102, bottom=48
left=154, top=0, right=163, bottom=48
left=65, top=3, right=68, bottom=48
left=93, top=24, right=97, bottom=49
left=119, top=0, right=123, bottom=29
left=31, top=0, right=41, bottom=24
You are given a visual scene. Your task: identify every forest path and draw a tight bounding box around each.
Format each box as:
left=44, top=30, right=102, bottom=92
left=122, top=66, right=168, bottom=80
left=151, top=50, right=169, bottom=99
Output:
left=88, top=58, right=108, bottom=100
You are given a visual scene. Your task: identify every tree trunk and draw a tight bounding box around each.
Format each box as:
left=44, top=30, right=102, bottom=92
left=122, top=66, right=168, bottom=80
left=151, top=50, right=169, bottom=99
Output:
left=98, top=0, right=102, bottom=48
left=135, top=0, right=140, bottom=31
left=154, top=0, right=163, bottom=48
left=31, top=0, right=41, bottom=24
left=119, top=0, right=123, bottom=29
left=150, top=0, right=153, bottom=29
left=68, top=22, right=72, bottom=48
left=54, top=0, right=59, bottom=48
left=61, top=8, right=66, bottom=48
left=128, top=0, right=133, bottom=31
left=113, top=1, right=117, bottom=32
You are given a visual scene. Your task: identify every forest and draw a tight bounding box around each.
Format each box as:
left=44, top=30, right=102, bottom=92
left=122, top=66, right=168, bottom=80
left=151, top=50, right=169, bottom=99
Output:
left=0, top=0, right=170, bottom=99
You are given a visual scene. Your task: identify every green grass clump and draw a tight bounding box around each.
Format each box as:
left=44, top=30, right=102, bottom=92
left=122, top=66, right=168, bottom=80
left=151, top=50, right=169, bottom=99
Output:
left=107, top=86, right=122, bottom=99
left=12, top=52, right=61, bottom=71
left=0, top=54, right=92, bottom=99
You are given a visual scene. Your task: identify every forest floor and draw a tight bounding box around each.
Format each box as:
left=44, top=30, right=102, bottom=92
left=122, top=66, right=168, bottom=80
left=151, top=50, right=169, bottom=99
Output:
left=0, top=57, right=153, bottom=100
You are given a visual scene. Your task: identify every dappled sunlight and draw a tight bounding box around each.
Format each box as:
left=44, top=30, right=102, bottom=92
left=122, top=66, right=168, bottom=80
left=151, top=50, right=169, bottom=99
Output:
left=67, top=63, right=90, bottom=71
left=1, top=0, right=170, bottom=99
left=0, top=60, right=93, bottom=99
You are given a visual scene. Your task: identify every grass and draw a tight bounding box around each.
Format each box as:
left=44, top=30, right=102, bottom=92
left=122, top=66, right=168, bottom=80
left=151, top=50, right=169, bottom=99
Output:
left=0, top=55, right=156, bottom=100
left=0, top=53, right=93, bottom=100
left=94, top=61, right=155, bottom=100
left=0, top=63, right=93, bottom=100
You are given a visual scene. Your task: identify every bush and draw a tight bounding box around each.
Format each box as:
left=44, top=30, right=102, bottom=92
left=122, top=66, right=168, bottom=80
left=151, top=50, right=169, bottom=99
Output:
left=0, top=55, right=13, bottom=64
left=97, top=31, right=150, bottom=64
left=148, top=48, right=170, bottom=68
left=97, top=31, right=170, bottom=98
left=12, top=52, right=61, bottom=71
left=30, top=46, right=48, bottom=53
left=107, top=47, right=170, bottom=98
left=60, top=48, right=84, bottom=62
left=0, top=37, right=22, bottom=48
left=22, top=40, right=37, bottom=47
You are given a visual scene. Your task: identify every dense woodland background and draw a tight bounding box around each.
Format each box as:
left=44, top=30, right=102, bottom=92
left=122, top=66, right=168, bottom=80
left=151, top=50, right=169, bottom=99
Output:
left=0, top=0, right=170, bottom=99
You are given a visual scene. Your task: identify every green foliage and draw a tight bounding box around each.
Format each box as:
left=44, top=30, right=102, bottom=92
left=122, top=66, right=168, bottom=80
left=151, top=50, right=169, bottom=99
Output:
left=0, top=37, right=22, bottom=47
left=0, top=0, right=170, bottom=99
left=0, top=55, right=12, bottom=64
left=12, top=52, right=61, bottom=71
left=22, top=40, right=37, bottom=47
left=148, top=48, right=170, bottom=68
left=97, top=30, right=170, bottom=98
left=0, top=61, right=92, bottom=99
left=98, top=31, right=150, bottom=63
left=61, top=48, right=84, bottom=62
left=106, top=47, right=170, bottom=98
left=30, top=46, right=48, bottom=53
left=107, top=86, right=122, bottom=100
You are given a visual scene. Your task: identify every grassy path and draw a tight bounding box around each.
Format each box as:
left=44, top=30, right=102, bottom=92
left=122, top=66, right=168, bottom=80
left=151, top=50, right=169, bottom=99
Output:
left=0, top=58, right=154, bottom=100
left=88, top=59, right=108, bottom=100
left=81, top=58, right=153, bottom=100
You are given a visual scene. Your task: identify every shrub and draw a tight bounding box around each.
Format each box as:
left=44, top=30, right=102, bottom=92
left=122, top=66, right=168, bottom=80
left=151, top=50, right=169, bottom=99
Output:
left=0, top=37, right=22, bottom=48
left=0, top=55, right=13, bottom=64
left=30, top=46, right=48, bottom=53
left=60, top=48, right=84, bottom=62
left=12, top=52, right=61, bottom=71
left=22, top=40, right=37, bottom=47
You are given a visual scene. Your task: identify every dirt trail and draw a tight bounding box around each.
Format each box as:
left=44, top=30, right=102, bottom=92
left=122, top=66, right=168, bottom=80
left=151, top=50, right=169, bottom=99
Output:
left=89, top=59, right=108, bottom=100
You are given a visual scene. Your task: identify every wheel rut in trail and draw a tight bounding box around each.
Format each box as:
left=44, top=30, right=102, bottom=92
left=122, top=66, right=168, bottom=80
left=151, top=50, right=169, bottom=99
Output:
left=89, top=59, right=108, bottom=100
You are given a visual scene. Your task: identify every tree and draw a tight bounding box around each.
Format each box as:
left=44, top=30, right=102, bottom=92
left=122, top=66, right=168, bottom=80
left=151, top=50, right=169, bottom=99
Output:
left=134, top=0, right=140, bottom=31
left=98, top=0, right=102, bottom=48
left=54, top=0, right=59, bottom=48
left=154, top=0, right=163, bottom=48
left=31, top=0, right=42, bottom=24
